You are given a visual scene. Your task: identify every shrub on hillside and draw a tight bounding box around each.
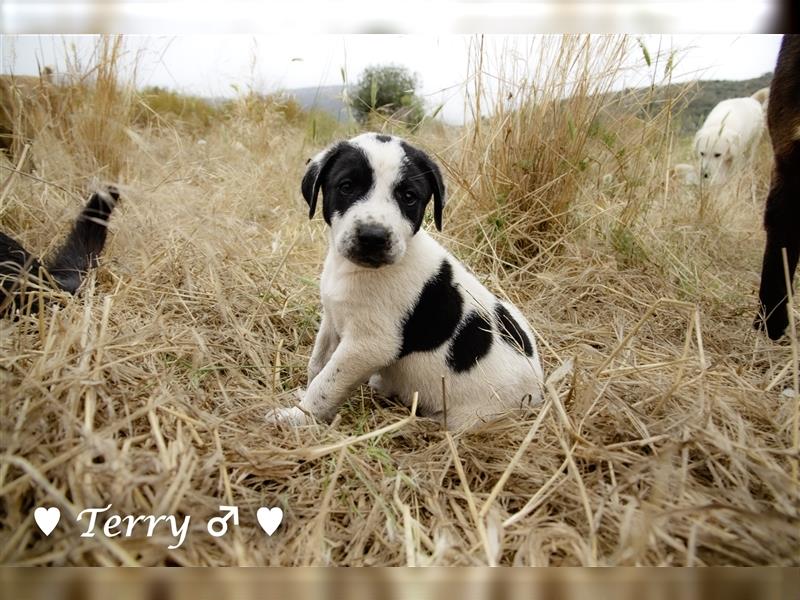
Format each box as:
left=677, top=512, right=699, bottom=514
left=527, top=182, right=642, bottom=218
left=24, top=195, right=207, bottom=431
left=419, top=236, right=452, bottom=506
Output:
left=349, top=65, right=425, bottom=128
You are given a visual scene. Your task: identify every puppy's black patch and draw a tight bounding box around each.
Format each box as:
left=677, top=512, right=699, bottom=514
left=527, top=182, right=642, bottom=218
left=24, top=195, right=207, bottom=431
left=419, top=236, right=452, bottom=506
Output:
left=400, top=141, right=446, bottom=231
left=375, top=134, right=392, bottom=143
left=495, top=303, right=534, bottom=356
left=303, top=143, right=375, bottom=225
left=399, top=260, right=462, bottom=357
left=447, top=310, right=493, bottom=373
left=321, top=144, right=374, bottom=225
left=392, top=157, right=436, bottom=234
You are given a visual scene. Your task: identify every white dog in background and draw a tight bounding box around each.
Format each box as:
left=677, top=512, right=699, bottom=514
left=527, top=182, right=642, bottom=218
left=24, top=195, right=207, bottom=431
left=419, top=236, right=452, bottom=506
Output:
left=694, top=97, right=765, bottom=185
left=267, top=133, right=544, bottom=430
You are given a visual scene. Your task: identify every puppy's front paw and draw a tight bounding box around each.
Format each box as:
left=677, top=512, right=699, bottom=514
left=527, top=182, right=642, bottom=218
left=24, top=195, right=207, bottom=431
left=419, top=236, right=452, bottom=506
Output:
left=265, top=405, right=312, bottom=427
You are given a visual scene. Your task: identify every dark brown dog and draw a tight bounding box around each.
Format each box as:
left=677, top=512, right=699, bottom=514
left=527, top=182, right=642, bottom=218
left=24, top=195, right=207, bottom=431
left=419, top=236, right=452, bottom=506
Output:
left=755, top=35, right=800, bottom=340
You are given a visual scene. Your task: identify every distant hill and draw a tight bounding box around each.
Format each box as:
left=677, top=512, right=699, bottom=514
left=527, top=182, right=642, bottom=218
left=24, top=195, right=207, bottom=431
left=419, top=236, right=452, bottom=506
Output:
left=197, top=75, right=774, bottom=133
left=280, top=76, right=774, bottom=133
left=613, top=73, right=773, bottom=135
left=284, top=85, right=354, bottom=123
left=678, top=72, right=772, bottom=132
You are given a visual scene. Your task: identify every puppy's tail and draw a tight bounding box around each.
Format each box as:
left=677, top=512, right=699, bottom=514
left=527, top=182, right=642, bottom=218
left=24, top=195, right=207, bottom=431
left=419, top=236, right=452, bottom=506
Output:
left=47, top=186, right=119, bottom=294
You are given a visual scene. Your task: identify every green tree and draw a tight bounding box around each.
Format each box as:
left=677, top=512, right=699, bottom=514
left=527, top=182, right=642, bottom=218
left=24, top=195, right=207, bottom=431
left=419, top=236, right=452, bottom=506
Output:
left=350, top=65, right=425, bottom=128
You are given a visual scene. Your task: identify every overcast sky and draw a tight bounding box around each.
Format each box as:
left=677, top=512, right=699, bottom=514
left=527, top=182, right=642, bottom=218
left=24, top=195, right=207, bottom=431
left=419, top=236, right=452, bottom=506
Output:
left=0, top=34, right=784, bottom=123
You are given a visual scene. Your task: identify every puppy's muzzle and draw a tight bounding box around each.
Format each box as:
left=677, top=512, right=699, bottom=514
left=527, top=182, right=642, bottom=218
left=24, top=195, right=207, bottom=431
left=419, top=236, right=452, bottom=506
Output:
left=349, top=223, right=393, bottom=268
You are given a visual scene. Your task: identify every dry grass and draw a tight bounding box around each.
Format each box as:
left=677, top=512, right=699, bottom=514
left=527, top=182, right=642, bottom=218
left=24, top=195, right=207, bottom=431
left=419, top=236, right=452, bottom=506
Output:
left=0, top=35, right=798, bottom=566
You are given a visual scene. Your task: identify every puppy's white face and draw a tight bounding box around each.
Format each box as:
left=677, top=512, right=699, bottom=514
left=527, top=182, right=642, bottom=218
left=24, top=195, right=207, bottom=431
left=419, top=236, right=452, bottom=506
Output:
left=328, top=136, right=410, bottom=267
left=695, top=130, right=737, bottom=184
left=301, top=133, right=445, bottom=268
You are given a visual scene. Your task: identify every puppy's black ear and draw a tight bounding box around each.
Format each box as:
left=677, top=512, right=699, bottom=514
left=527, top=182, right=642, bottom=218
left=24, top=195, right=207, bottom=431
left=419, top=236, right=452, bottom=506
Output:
left=301, top=158, right=322, bottom=219
left=426, top=158, right=446, bottom=232
left=401, top=142, right=446, bottom=231
left=301, top=144, right=343, bottom=220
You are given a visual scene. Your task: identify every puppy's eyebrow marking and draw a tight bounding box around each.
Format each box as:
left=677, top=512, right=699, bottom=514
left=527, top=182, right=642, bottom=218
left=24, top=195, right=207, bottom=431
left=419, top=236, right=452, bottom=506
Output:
left=447, top=310, right=493, bottom=373
left=398, top=260, right=463, bottom=358
left=375, top=134, right=392, bottom=143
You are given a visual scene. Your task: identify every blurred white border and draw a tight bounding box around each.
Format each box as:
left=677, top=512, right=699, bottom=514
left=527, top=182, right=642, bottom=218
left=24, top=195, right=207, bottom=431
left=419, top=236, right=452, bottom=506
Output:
left=0, top=2, right=780, bottom=34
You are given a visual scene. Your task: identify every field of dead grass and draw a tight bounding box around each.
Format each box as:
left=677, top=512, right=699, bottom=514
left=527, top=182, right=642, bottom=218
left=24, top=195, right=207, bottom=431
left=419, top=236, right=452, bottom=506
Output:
left=0, top=35, right=797, bottom=566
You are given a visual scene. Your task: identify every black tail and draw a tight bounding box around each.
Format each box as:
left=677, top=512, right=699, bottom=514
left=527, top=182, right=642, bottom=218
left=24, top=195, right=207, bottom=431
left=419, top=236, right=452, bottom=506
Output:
left=0, top=186, right=119, bottom=317
left=46, top=186, right=119, bottom=294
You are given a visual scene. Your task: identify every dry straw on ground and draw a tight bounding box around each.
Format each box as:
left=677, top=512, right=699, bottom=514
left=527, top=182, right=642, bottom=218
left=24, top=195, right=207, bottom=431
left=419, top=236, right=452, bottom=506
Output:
left=0, top=35, right=798, bottom=566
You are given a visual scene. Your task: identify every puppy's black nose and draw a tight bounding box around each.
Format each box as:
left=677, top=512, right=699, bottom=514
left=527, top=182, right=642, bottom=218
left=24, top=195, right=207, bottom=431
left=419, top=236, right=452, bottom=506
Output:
left=356, top=224, right=390, bottom=249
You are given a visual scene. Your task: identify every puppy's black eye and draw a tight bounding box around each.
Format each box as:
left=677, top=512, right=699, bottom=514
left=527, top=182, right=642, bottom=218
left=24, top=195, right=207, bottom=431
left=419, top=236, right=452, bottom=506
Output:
left=401, top=190, right=417, bottom=205
left=713, top=152, right=721, bottom=158
left=338, top=180, right=353, bottom=194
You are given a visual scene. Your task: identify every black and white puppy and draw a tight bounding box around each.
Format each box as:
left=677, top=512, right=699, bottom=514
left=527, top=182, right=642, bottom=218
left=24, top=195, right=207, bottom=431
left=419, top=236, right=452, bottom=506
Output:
left=269, top=133, right=544, bottom=430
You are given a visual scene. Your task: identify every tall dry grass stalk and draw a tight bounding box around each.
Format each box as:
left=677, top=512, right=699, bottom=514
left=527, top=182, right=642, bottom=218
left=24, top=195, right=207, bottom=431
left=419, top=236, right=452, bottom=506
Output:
left=1, top=35, right=134, bottom=191
left=0, top=69, right=51, bottom=173
left=0, top=35, right=797, bottom=566
left=62, top=35, right=135, bottom=180
left=452, top=35, right=688, bottom=272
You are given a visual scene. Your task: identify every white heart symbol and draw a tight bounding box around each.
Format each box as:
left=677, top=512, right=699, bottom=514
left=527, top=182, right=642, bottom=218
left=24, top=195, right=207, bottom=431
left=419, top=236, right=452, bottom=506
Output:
left=34, top=506, right=61, bottom=536
left=256, top=507, right=283, bottom=536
